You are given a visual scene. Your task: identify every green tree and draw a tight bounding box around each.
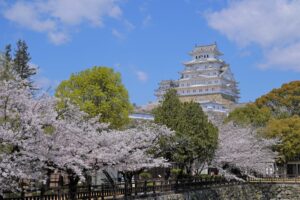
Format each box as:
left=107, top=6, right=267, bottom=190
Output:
left=255, top=81, right=300, bottom=117
left=226, top=103, right=271, bottom=127
left=154, top=89, right=218, bottom=175
left=4, top=44, right=12, bottom=63
left=153, top=89, right=182, bottom=130
left=175, top=102, right=218, bottom=174
left=0, top=44, right=14, bottom=81
left=55, top=66, right=133, bottom=129
left=226, top=81, right=300, bottom=127
left=263, top=116, right=300, bottom=162
left=13, top=40, right=36, bottom=84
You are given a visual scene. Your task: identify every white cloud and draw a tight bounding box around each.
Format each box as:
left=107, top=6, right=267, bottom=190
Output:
left=34, top=76, right=60, bottom=92
left=260, top=42, right=300, bottom=72
left=142, top=14, right=152, bottom=27
left=3, top=2, right=56, bottom=32
left=135, top=70, right=148, bottom=82
left=48, top=32, right=69, bottom=45
left=2, top=0, right=123, bottom=44
left=112, top=28, right=124, bottom=39
left=123, top=19, right=135, bottom=31
left=206, top=0, right=300, bottom=72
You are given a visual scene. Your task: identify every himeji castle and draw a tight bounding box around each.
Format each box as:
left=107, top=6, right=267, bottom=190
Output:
left=155, top=43, right=239, bottom=113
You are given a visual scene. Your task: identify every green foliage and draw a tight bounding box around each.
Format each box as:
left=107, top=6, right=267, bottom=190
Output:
left=255, top=81, right=300, bottom=117
left=226, top=81, right=300, bottom=162
left=55, top=66, right=133, bottom=128
left=12, top=40, right=37, bottom=90
left=174, top=102, right=218, bottom=170
left=153, top=89, right=181, bottom=131
left=263, top=116, right=300, bottom=162
left=13, top=40, right=36, bottom=80
left=227, top=81, right=300, bottom=127
left=42, top=125, right=55, bottom=135
left=1, top=40, right=36, bottom=86
left=226, top=104, right=271, bottom=127
left=170, top=168, right=182, bottom=176
left=4, top=44, right=12, bottom=63
left=154, top=89, right=218, bottom=174
left=0, top=45, right=14, bottom=81
left=139, top=172, right=152, bottom=179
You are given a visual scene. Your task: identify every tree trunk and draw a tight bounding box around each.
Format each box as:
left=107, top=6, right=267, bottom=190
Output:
left=45, top=169, right=53, bottom=190
left=164, top=168, right=171, bottom=180
left=68, top=174, right=79, bottom=200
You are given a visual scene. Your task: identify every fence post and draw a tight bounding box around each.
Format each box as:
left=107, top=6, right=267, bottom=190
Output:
left=124, top=181, right=128, bottom=200
left=113, top=185, right=116, bottom=200
left=134, top=179, right=138, bottom=196
left=21, top=187, right=25, bottom=200
left=88, top=184, right=92, bottom=200
left=153, top=181, right=156, bottom=195
left=101, top=184, right=104, bottom=200
left=143, top=180, right=147, bottom=196
left=40, top=185, right=45, bottom=200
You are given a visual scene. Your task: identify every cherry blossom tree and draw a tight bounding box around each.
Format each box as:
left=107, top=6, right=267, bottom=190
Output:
left=0, top=79, right=48, bottom=195
left=212, top=121, right=278, bottom=180
left=0, top=75, right=174, bottom=198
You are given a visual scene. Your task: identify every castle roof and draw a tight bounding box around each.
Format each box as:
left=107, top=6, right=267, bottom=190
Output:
left=189, top=43, right=223, bottom=56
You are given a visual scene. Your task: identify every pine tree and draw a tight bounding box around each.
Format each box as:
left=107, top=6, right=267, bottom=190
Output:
left=0, top=44, right=14, bottom=81
left=154, top=89, right=218, bottom=175
left=13, top=40, right=36, bottom=84
left=153, top=89, right=182, bottom=130
left=4, top=44, right=12, bottom=63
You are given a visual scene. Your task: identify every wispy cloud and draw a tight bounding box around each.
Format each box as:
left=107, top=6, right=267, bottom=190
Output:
left=123, top=19, right=135, bottom=31
left=2, top=0, right=123, bottom=45
left=142, top=14, right=152, bottom=27
left=112, top=28, right=124, bottom=40
left=34, top=76, right=60, bottom=92
left=135, top=70, right=148, bottom=82
left=206, top=0, right=300, bottom=72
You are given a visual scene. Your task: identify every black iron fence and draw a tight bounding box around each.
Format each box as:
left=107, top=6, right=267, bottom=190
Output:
left=3, top=177, right=234, bottom=200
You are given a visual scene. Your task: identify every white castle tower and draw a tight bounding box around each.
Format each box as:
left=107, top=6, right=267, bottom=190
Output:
left=155, top=43, right=239, bottom=113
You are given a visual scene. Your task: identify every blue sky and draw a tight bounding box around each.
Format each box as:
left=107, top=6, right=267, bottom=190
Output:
left=0, top=0, right=299, bottom=105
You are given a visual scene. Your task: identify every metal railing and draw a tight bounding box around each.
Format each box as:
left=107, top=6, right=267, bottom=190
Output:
left=3, top=177, right=233, bottom=200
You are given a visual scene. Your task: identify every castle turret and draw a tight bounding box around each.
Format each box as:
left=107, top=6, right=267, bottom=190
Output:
left=155, top=43, right=239, bottom=113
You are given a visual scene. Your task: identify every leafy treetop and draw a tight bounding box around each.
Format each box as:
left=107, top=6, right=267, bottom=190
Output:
left=55, top=66, right=133, bottom=129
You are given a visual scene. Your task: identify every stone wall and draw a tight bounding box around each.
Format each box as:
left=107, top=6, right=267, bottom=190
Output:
left=135, top=183, right=300, bottom=200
